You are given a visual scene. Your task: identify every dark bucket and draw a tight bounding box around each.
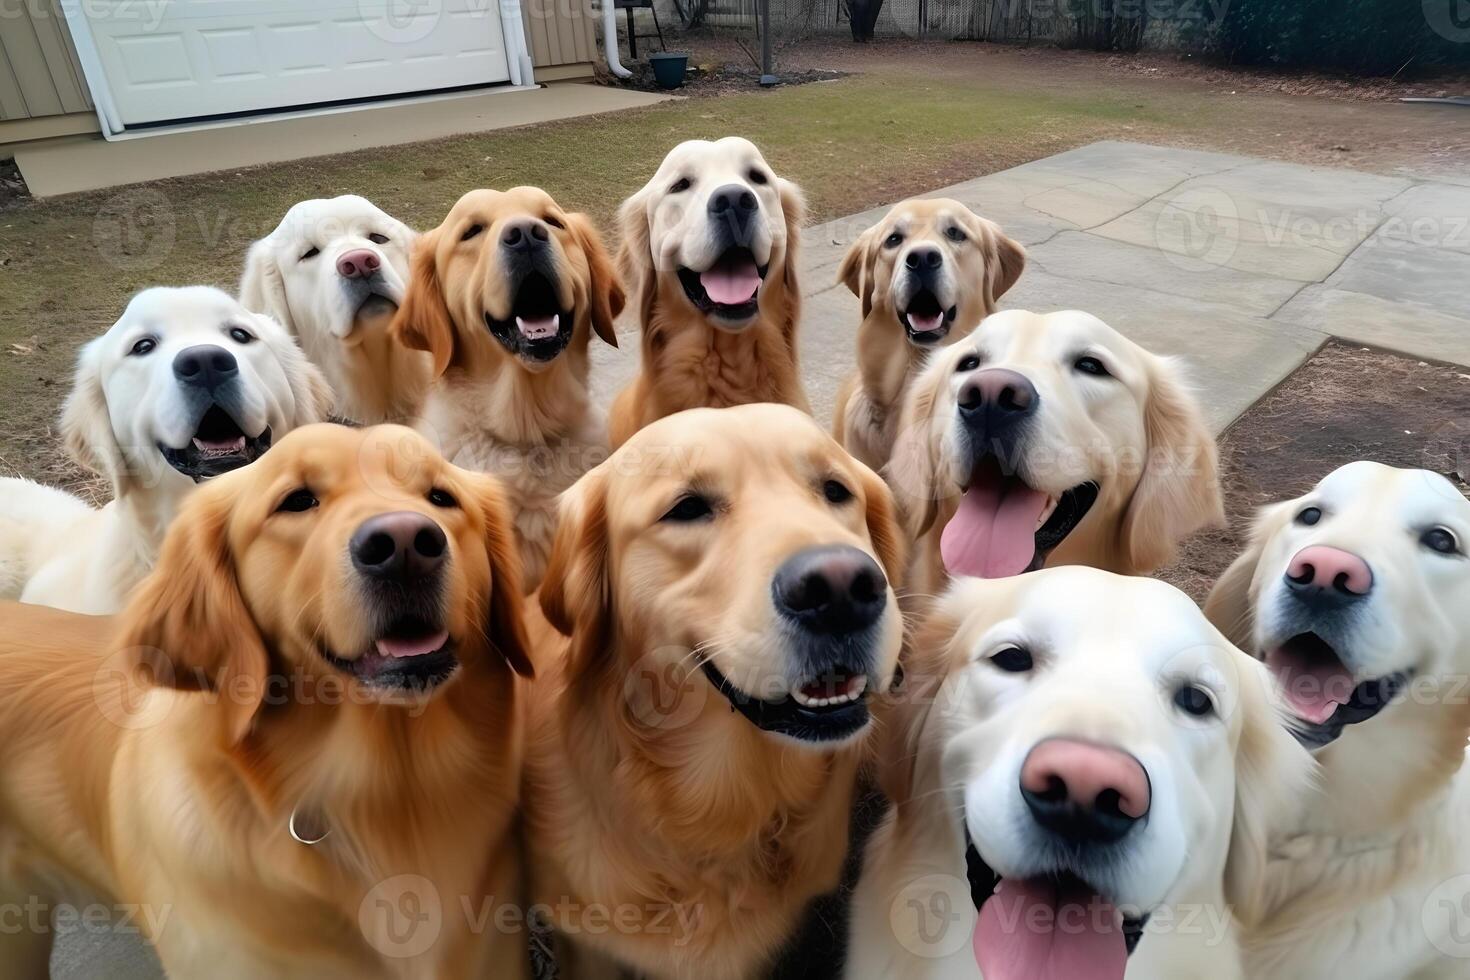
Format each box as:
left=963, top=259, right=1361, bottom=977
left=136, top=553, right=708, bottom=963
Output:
left=649, top=52, right=688, bottom=89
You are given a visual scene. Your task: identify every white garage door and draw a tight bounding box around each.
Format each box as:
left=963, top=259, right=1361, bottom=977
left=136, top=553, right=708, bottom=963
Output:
left=75, top=0, right=512, bottom=127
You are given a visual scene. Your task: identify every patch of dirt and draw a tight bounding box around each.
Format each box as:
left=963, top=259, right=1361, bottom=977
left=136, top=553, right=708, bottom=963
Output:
left=597, top=57, right=847, bottom=95
left=1159, top=342, right=1470, bottom=602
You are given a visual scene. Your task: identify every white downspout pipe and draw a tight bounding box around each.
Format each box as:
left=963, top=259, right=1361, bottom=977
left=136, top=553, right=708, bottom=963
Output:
left=602, top=0, right=632, bottom=78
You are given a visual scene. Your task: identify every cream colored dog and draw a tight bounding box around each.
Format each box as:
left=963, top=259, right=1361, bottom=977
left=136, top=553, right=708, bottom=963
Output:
left=850, top=568, right=1311, bottom=980
left=241, top=194, right=428, bottom=422
left=1206, top=462, right=1470, bottom=979
left=609, top=137, right=808, bottom=447
left=833, top=198, right=1025, bottom=472
left=0, top=286, right=330, bottom=614
left=887, top=309, right=1222, bottom=596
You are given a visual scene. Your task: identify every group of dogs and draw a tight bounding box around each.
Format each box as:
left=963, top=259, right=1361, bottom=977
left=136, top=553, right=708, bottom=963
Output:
left=0, top=135, right=1466, bottom=980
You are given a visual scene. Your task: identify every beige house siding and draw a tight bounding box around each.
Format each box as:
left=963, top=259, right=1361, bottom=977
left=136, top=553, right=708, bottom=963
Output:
left=0, top=0, right=92, bottom=121
left=523, top=0, right=599, bottom=71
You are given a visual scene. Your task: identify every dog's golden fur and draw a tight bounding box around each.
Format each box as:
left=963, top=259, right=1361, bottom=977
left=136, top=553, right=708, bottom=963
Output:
left=608, top=139, right=809, bottom=447
left=0, top=423, right=532, bottom=978
left=392, top=187, right=624, bottom=592
left=832, top=198, right=1025, bottom=472
left=523, top=403, right=906, bottom=979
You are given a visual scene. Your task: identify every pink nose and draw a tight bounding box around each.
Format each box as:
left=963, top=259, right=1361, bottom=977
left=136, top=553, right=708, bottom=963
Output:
left=336, top=248, right=381, bottom=279
left=1021, top=738, right=1151, bottom=820
left=1286, top=546, right=1373, bottom=596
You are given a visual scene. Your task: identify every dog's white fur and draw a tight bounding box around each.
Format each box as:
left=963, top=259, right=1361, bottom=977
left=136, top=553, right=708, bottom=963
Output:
left=241, top=195, right=428, bottom=422
left=1206, top=462, right=1470, bottom=979
left=850, top=569, right=1311, bottom=979
left=0, top=286, right=330, bottom=614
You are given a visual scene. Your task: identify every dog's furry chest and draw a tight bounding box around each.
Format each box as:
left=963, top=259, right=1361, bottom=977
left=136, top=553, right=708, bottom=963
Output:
left=650, top=317, right=804, bottom=414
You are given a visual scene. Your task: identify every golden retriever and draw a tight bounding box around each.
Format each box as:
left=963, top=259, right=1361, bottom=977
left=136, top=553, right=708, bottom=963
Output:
left=1205, top=462, right=1470, bottom=979
left=523, top=403, right=906, bottom=979
left=240, top=194, right=430, bottom=424
left=849, top=568, right=1311, bottom=980
left=391, top=186, right=624, bottom=592
left=609, top=138, right=808, bottom=447
left=0, top=285, right=331, bottom=614
left=0, top=423, right=533, bottom=978
left=887, top=309, right=1222, bottom=596
left=833, top=198, right=1026, bottom=472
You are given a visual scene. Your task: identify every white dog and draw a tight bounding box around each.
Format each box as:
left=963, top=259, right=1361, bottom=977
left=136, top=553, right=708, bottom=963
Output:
left=0, top=286, right=330, bottom=613
left=850, top=568, right=1311, bottom=980
left=240, top=194, right=428, bottom=422
left=1206, top=462, right=1470, bottom=979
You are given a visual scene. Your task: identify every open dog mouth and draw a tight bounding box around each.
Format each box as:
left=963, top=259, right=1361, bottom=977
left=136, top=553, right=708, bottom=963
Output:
left=698, top=659, right=871, bottom=743
left=319, top=615, right=459, bottom=694
left=677, top=247, right=768, bottom=322
left=484, top=271, right=574, bottom=362
left=158, top=405, right=271, bottom=482
left=941, top=456, right=1099, bottom=578
left=899, top=289, right=957, bottom=345
left=1265, top=632, right=1410, bottom=748
left=965, top=830, right=1147, bottom=980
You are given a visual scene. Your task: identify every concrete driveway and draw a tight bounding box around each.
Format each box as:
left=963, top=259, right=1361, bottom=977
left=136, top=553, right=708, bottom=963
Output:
left=55, top=141, right=1470, bottom=977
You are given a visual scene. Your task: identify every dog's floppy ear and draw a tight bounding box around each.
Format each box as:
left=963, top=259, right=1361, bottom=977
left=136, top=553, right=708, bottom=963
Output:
left=617, top=188, right=658, bottom=331
left=540, top=468, right=612, bottom=678
left=837, top=223, right=880, bottom=319
left=60, top=335, right=128, bottom=489
left=776, top=177, right=806, bottom=351
left=1117, top=356, right=1224, bottom=573
left=857, top=462, right=907, bottom=588
left=982, top=219, right=1026, bottom=311
left=885, top=359, right=944, bottom=540
left=250, top=310, right=335, bottom=425
left=1223, top=651, right=1314, bottom=925
left=1205, top=500, right=1292, bottom=651
left=239, top=239, right=295, bottom=334
left=117, top=478, right=269, bottom=745
left=470, top=471, right=535, bottom=679
left=391, top=228, right=457, bottom=377
left=567, top=211, right=624, bottom=348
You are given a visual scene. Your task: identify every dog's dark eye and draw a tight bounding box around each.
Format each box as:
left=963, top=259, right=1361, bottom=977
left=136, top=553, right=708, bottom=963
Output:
left=884, top=232, right=904, bottom=249
left=228, top=327, right=254, bottom=344
left=1296, top=507, right=1322, bottom=526
left=544, top=214, right=565, bottom=230
left=1074, top=356, right=1109, bottom=377
left=277, top=489, right=318, bottom=513
left=1422, top=527, right=1461, bottom=556
left=129, top=337, right=156, bottom=356
left=747, top=168, right=768, bottom=185
left=661, top=494, right=713, bottom=523
left=670, top=177, right=691, bottom=194
left=1173, top=684, right=1216, bottom=717
left=945, top=226, right=967, bottom=243
left=461, top=224, right=484, bottom=242
left=427, top=488, right=458, bottom=509
left=823, top=479, right=853, bottom=504
left=299, top=246, right=320, bottom=261
left=367, top=232, right=389, bottom=245
left=956, top=354, right=981, bottom=373
left=989, top=646, right=1034, bottom=672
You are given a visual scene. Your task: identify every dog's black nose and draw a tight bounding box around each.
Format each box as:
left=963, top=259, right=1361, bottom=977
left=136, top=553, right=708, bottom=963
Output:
left=905, top=245, right=943, bottom=272
left=957, top=368, right=1038, bottom=429
left=501, top=219, right=550, bottom=253
left=708, top=184, right=759, bottom=217
left=173, top=345, right=238, bottom=391
left=351, top=512, right=447, bottom=582
left=772, top=545, right=887, bottom=635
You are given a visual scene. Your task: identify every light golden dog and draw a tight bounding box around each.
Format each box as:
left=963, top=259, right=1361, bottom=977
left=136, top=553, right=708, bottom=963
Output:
left=887, top=309, right=1222, bottom=596
left=0, top=423, right=533, bottom=979
left=833, top=198, right=1025, bottom=472
left=1206, top=462, right=1470, bottom=979
left=849, top=569, right=1311, bottom=980
left=391, top=186, right=624, bottom=592
left=524, top=403, right=906, bottom=979
left=609, top=138, right=808, bottom=447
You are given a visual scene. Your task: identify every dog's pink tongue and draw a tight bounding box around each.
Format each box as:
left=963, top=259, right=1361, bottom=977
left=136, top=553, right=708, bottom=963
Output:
left=516, top=314, right=559, bottom=340
left=975, top=878, right=1127, bottom=980
left=700, top=258, right=761, bottom=305
left=941, top=471, right=1049, bottom=578
left=375, top=630, right=448, bottom=659
left=1267, top=650, right=1355, bottom=724
left=908, top=311, right=945, bottom=333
